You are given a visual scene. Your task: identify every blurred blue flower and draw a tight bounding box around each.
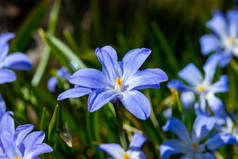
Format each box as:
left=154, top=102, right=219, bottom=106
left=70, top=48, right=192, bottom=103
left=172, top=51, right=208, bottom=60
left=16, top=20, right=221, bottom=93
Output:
left=200, top=10, right=238, bottom=67
left=47, top=67, right=71, bottom=92
left=219, top=116, right=238, bottom=146
left=58, top=46, right=168, bottom=120
left=160, top=115, right=236, bottom=159
left=98, top=132, right=146, bottom=159
left=168, top=57, right=228, bottom=117
left=0, top=111, right=53, bottom=158
left=0, top=32, right=32, bottom=84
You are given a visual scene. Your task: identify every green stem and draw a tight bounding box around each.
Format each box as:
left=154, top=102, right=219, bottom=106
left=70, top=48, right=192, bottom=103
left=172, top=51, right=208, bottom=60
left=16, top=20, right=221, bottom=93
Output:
left=114, top=101, right=127, bottom=149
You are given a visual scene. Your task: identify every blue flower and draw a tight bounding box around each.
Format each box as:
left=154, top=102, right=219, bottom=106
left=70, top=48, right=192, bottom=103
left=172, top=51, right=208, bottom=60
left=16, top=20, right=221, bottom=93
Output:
left=0, top=111, right=53, bottom=158
left=47, top=67, right=71, bottom=92
left=0, top=32, right=32, bottom=84
left=160, top=115, right=236, bottom=159
left=168, top=57, right=228, bottom=117
left=98, top=132, right=146, bottom=159
left=58, top=46, right=168, bottom=120
left=200, top=10, right=238, bottom=67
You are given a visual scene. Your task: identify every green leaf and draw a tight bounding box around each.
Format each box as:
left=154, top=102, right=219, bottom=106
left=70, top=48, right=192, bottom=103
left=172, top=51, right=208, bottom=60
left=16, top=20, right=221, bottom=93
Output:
left=48, top=104, right=60, bottom=140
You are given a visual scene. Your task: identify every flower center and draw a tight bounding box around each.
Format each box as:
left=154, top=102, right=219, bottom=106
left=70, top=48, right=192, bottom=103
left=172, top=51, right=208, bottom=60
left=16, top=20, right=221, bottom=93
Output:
left=197, top=85, right=204, bottom=92
left=192, top=142, right=198, bottom=150
left=15, top=157, right=21, bottom=159
left=228, top=37, right=236, bottom=45
left=115, top=77, right=123, bottom=91
left=123, top=153, right=129, bottom=159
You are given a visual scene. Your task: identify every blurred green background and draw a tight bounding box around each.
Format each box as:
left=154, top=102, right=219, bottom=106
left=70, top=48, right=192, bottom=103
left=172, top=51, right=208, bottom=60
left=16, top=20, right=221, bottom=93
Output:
left=1, top=0, right=238, bottom=158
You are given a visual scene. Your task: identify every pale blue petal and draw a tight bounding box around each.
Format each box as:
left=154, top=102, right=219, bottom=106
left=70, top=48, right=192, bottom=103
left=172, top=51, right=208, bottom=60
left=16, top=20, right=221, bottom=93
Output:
left=0, top=111, right=15, bottom=136
left=2, top=53, right=32, bottom=70
left=0, top=94, right=6, bottom=117
left=0, top=69, right=16, bottom=84
left=57, top=87, right=92, bottom=100
left=206, top=132, right=236, bottom=150
left=88, top=90, right=117, bottom=112
left=180, top=92, right=195, bottom=109
left=206, top=93, right=225, bottom=117
left=95, top=46, right=121, bottom=82
left=126, top=68, right=168, bottom=90
left=167, top=80, right=191, bottom=92
left=160, top=139, right=187, bottom=159
left=14, top=124, right=34, bottom=146
left=197, top=152, right=216, bottom=159
left=120, top=90, right=151, bottom=120
left=47, top=77, right=58, bottom=93
left=178, top=63, right=203, bottom=86
left=192, top=115, right=216, bottom=142
left=200, top=34, right=220, bottom=55
left=0, top=44, right=9, bottom=63
left=207, top=52, right=232, bottom=68
left=23, top=131, right=45, bottom=154
left=129, top=132, right=146, bottom=148
left=206, top=11, right=227, bottom=38
left=203, top=54, right=220, bottom=84
left=162, top=118, right=191, bottom=144
left=210, top=75, right=229, bottom=93
left=127, top=149, right=147, bottom=159
left=122, top=48, right=151, bottom=81
left=163, top=107, right=172, bottom=119
left=57, top=67, right=71, bottom=78
left=68, top=68, right=110, bottom=89
left=0, top=32, right=14, bottom=46
left=98, top=144, right=124, bottom=158
left=227, top=10, right=238, bottom=36
left=0, top=131, right=22, bottom=159
left=23, top=143, right=53, bottom=159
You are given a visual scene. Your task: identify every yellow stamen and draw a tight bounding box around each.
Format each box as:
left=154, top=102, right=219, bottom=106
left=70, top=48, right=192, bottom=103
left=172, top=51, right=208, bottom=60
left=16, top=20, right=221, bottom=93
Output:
left=123, top=153, right=129, bottom=159
left=192, top=143, right=198, bottom=150
left=15, top=157, right=20, bottom=159
left=115, top=77, right=122, bottom=86
left=197, top=85, right=204, bottom=92
left=229, top=37, right=236, bottom=45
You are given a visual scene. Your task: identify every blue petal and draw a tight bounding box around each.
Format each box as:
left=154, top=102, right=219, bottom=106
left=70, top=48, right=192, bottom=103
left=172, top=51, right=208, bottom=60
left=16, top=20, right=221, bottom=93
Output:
left=197, top=152, right=216, bottom=159
left=0, top=69, right=16, bottom=84
left=208, top=52, right=232, bottom=68
left=14, top=124, right=34, bottom=146
left=23, top=131, right=46, bottom=154
left=203, top=54, right=220, bottom=84
left=95, top=46, right=122, bottom=82
left=206, top=132, right=236, bottom=150
left=2, top=53, right=32, bottom=70
left=119, top=90, right=151, bottom=120
left=167, top=79, right=191, bottom=92
left=98, top=144, right=124, bottom=158
left=122, top=48, right=151, bottom=81
left=192, top=115, right=216, bottom=142
left=47, top=77, right=58, bottom=93
left=68, top=68, right=110, bottom=89
left=126, top=68, right=168, bottom=90
left=227, top=10, right=238, bottom=36
left=23, top=143, right=53, bottom=158
left=162, top=118, right=191, bottom=144
left=200, top=34, right=220, bottom=55
left=0, top=32, right=15, bottom=46
left=0, top=131, right=22, bottom=159
left=206, top=94, right=225, bottom=117
left=178, top=63, right=203, bottom=86
left=196, top=95, right=207, bottom=115
left=127, top=149, right=146, bottom=159
left=0, top=94, right=6, bottom=117
left=88, top=90, right=117, bottom=112
left=57, top=87, right=92, bottom=100
left=129, top=132, right=146, bottom=149
left=210, top=75, right=229, bottom=93
left=163, top=107, right=172, bottom=119
left=206, top=11, right=227, bottom=38
left=0, top=43, right=9, bottom=63
left=160, top=139, right=186, bottom=159
left=180, top=92, right=195, bottom=109
left=0, top=111, right=15, bottom=136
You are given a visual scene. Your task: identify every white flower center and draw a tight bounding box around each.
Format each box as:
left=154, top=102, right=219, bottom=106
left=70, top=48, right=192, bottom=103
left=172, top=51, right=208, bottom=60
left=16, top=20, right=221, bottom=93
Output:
left=114, top=77, right=123, bottom=92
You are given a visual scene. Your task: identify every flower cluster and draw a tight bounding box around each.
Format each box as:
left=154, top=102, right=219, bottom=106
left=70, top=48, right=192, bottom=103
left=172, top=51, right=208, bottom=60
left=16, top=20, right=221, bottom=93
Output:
left=0, top=32, right=52, bottom=158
